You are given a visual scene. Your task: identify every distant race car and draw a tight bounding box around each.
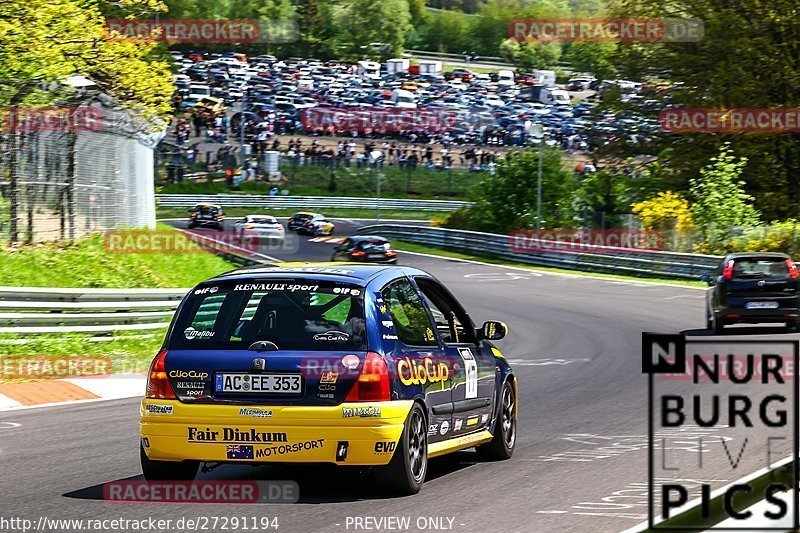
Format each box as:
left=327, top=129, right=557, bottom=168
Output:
left=704, top=252, right=800, bottom=333
left=288, top=212, right=335, bottom=236
left=331, top=236, right=397, bottom=264
left=140, top=263, right=516, bottom=494
left=233, top=215, right=285, bottom=244
left=187, top=204, right=224, bottom=231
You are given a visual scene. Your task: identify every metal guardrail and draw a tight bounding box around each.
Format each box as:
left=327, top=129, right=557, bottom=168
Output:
left=156, top=195, right=471, bottom=212
left=0, top=228, right=275, bottom=336
left=0, top=287, right=187, bottom=334
left=359, top=224, right=722, bottom=280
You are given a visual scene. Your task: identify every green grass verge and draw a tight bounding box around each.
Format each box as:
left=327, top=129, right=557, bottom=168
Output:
left=393, top=240, right=706, bottom=287
left=157, top=164, right=481, bottom=201
left=0, top=223, right=236, bottom=288
left=0, top=330, right=166, bottom=382
left=157, top=206, right=444, bottom=221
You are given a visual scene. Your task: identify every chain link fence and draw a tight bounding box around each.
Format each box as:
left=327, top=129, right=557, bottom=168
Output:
left=0, top=97, right=165, bottom=243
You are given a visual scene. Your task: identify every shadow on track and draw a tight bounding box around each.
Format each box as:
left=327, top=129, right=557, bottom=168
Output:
left=62, top=452, right=483, bottom=503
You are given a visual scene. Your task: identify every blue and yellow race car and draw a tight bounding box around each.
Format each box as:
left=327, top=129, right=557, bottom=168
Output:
left=140, top=263, right=516, bottom=494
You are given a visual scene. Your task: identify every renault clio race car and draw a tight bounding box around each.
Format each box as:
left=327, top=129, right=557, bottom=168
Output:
left=140, top=263, right=516, bottom=494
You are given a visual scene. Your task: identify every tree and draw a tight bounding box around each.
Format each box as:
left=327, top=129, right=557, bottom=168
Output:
left=464, top=148, right=577, bottom=233
left=562, top=42, right=617, bottom=79
left=573, top=171, right=633, bottom=228
left=689, top=144, right=760, bottom=240
left=500, top=39, right=562, bottom=70
left=420, top=10, right=471, bottom=53
left=336, top=0, right=411, bottom=59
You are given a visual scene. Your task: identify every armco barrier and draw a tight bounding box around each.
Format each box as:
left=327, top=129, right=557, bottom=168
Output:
left=0, top=229, right=274, bottom=336
left=155, top=195, right=471, bottom=212
left=359, top=224, right=722, bottom=280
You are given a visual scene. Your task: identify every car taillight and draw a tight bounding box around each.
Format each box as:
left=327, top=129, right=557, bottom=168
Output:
left=787, top=259, right=799, bottom=278
left=387, top=250, right=396, bottom=256
left=352, top=251, right=366, bottom=258
left=146, top=349, right=176, bottom=399
left=345, top=352, right=390, bottom=402
left=722, top=259, right=735, bottom=280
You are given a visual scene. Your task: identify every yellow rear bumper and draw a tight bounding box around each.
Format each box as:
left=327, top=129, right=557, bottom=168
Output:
left=140, top=400, right=413, bottom=465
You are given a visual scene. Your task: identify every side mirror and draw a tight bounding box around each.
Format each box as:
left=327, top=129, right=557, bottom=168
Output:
left=479, top=320, right=508, bottom=341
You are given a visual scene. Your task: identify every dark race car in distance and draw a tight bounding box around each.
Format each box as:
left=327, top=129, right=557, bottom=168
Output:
left=331, top=236, right=397, bottom=264
left=188, top=203, right=224, bottom=231
left=704, top=252, right=800, bottom=333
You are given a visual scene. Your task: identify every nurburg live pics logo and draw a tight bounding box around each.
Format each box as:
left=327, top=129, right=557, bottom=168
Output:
left=642, top=333, right=799, bottom=530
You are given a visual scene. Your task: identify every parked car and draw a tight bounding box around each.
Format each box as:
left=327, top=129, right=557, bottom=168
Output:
left=704, top=252, right=800, bottom=333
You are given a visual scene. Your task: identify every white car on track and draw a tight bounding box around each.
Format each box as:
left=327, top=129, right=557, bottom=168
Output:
left=233, top=215, right=285, bottom=244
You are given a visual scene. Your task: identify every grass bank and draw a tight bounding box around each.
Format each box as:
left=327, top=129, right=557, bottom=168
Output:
left=157, top=164, right=481, bottom=200
left=0, top=223, right=236, bottom=288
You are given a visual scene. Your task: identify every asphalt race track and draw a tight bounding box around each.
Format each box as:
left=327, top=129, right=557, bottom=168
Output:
left=0, top=218, right=792, bottom=533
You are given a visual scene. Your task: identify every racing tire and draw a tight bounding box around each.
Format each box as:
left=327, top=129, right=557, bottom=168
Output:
left=375, top=402, right=428, bottom=495
left=140, top=444, right=199, bottom=481
left=477, top=380, right=516, bottom=461
left=787, top=321, right=799, bottom=333
left=187, top=223, right=195, bottom=229
left=711, top=313, right=724, bottom=334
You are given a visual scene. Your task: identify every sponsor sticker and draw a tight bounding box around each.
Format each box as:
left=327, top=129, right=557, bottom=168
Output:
left=381, top=320, right=394, bottom=329
left=341, top=354, right=360, bottom=370
left=382, top=334, right=399, bottom=340
left=481, top=413, right=489, bottom=424
left=226, top=444, right=254, bottom=460
left=187, top=427, right=287, bottom=443
left=374, top=441, right=397, bottom=454
left=342, top=406, right=381, bottom=418
left=320, top=371, right=339, bottom=384
left=145, top=404, right=173, bottom=415
left=177, top=381, right=204, bottom=389
left=313, top=331, right=350, bottom=342
left=184, top=327, right=214, bottom=340
left=440, top=420, right=450, bottom=435
left=428, top=423, right=438, bottom=435
left=397, top=357, right=450, bottom=386
left=239, top=408, right=273, bottom=418
left=169, top=370, right=209, bottom=380
left=254, top=439, right=325, bottom=458
left=234, top=282, right=319, bottom=292
left=454, top=418, right=463, bottom=431
left=194, top=286, right=219, bottom=295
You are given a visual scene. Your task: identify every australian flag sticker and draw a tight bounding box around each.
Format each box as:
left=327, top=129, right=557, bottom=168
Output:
left=226, top=444, right=254, bottom=460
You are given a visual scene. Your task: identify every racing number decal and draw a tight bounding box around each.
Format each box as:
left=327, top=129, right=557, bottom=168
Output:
left=458, top=347, right=478, bottom=399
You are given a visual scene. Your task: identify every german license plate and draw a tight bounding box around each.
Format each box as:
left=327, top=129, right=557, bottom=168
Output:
left=215, top=373, right=302, bottom=394
left=367, top=254, right=384, bottom=259
left=746, top=301, right=779, bottom=309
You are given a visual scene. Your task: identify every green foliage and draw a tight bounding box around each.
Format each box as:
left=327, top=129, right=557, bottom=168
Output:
left=335, top=0, right=412, bottom=59
left=689, top=144, right=761, bottom=242
left=0, top=0, right=173, bottom=121
left=572, top=171, right=634, bottom=228
left=500, top=39, right=562, bottom=70
left=463, top=148, right=577, bottom=233
left=562, top=42, right=617, bottom=79
left=419, top=9, right=472, bottom=53
left=0, top=224, right=235, bottom=288
left=631, top=191, right=694, bottom=231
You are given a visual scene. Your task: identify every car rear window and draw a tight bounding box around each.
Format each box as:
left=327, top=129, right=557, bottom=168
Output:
left=195, top=206, right=219, bottom=216
left=729, top=258, right=790, bottom=279
left=170, top=280, right=366, bottom=350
